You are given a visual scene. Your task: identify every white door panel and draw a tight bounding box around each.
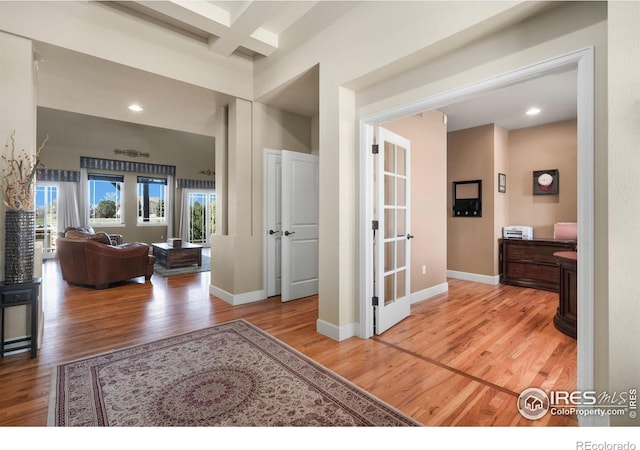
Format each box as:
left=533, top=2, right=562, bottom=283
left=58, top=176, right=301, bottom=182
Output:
left=374, top=127, right=412, bottom=334
left=282, top=150, right=319, bottom=302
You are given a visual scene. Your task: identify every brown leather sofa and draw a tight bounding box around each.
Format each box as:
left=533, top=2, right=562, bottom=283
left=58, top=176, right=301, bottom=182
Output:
left=57, top=229, right=155, bottom=289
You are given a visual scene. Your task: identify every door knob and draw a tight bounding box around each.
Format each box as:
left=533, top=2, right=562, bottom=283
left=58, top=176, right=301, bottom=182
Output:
left=407, top=234, right=414, bottom=240
left=284, top=231, right=295, bottom=236
left=269, top=229, right=277, bottom=235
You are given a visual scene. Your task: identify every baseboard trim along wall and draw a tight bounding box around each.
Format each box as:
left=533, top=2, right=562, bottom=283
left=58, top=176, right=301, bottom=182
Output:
left=447, top=270, right=500, bottom=285
left=209, top=285, right=266, bottom=306
left=316, top=319, right=358, bottom=342
left=410, top=282, right=449, bottom=305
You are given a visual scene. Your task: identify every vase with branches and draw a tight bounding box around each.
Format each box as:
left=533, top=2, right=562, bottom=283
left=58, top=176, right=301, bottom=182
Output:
left=1, top=130, right=48, bottom=211
left=2, top=130, right=48, bottom=283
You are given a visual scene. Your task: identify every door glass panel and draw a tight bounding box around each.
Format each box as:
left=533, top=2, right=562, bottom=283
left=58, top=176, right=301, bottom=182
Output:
left=396, top=270, right=406, bottom=300
left=396, top=146, right=406, bottom=176
left=384, top=241, right=395, bottom=273
left=397, top=177, right=406, bottom=207
left=384, top=175, right=395, bottom=206
left=384, top=274, right=395, bottom=305
left=397, top=240, right=405, bottom=268
left=384, top=208, right=395, bottom=239
left=396, top=210, right=405, bottom=236
left=384, top=142, right=395, bottom=173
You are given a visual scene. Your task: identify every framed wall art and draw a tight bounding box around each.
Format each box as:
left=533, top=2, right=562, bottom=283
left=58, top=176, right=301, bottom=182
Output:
left=498, top=173, right=506, bottom=193
left=533, top=169, right=559, bottom=195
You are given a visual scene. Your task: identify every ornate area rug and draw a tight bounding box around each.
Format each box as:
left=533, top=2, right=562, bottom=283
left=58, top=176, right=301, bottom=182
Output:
left=48, top=319, right=419, bottom=426
left=153, top=255, right=210, bottom=277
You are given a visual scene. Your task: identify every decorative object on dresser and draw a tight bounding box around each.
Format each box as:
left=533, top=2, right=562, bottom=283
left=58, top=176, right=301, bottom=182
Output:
left=553, top=251, right=577, bottom=339
left=166, top=237, right=182, bottom=247
left=499, top=238, right=577, bottom=292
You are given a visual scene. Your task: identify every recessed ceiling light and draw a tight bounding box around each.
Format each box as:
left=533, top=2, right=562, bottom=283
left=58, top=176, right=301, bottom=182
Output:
left=526, top=107, right=541, bottom=116
left=128, top=104, right=144, bottom=112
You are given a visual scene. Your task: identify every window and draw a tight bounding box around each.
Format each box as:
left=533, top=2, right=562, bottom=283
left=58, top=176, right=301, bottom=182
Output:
left=35, top=184, right=58, bottom=257
left=187, top=191, right=216, bottom=245
left=137, top=176, right=167, bottom=224
left=88, top=173, right=124, bottom=225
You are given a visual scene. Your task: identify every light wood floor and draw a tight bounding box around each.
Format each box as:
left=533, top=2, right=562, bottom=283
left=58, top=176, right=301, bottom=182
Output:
left=0, top=260, right=577, bottom=426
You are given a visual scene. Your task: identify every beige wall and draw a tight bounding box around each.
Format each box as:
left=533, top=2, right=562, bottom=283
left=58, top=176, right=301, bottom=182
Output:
left=211, top=101, right=312, bottom=295
left=608, top=1, right=640, bottom=426
left=384, top=111, right=448, bottom=293
left=0, top=31, right=37, bottom=340
left=493, top=125, right=509, bottom=275
left=447, top=120, right=577, bottom=277
left=447, top=125, right=496, bottom=276
left=508, top=120, right=578, bottom=239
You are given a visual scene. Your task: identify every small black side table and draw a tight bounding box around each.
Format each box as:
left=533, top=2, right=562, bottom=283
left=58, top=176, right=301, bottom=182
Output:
left=0, top=278, right=41, bottom=358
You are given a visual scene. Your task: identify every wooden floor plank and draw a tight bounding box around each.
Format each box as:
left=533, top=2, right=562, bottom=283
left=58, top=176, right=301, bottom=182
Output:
left=0, top=261, right=577, bottom=426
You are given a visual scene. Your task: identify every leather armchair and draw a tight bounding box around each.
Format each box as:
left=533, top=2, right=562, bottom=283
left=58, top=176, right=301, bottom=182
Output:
left=63, top=225, right=123, bottom=246
left=57, top=236, right=155, bottom=290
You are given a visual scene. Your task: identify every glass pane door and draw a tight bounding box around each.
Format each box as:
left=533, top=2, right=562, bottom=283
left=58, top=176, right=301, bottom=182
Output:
left=374, top=127, right=412, bottom=334
left=187, top=191, right=216, bottom=246
left=35, top=184, right=58, bottom=259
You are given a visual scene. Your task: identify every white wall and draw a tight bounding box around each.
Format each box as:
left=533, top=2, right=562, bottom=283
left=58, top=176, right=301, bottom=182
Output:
left=0, top=2, right=252, bottom=100
left=0, top=31, right=37, bottom=340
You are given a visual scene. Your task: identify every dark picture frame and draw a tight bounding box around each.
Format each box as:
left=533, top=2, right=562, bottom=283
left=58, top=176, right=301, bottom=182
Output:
left=533, top=169, right=559, bottom=195
left=498, top=173, right=506, bottom=193
left=452, top=180, right=482, bottom=217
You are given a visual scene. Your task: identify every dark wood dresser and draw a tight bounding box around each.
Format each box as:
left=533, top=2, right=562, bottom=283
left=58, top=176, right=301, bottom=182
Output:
left=499, top=238, right=577, bottom=292
left=553, top=251, right=577, bottom=339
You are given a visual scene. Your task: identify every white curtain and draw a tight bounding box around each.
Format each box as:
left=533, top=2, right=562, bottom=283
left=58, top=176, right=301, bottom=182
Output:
left=166, top=174, right=174, bottom=238
left=78, top=167, right=89, bottom=225
left=178, top=188, right=192, bottom=242
left=56, top=182, right=81, bottom=234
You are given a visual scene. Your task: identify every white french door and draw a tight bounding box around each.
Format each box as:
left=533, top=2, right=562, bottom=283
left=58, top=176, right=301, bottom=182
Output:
left=35, top=183, right=58, bottom=259
left=374, top=127, right=412, bottom=334
left=265, top=150, right=319, bottom=302
left=185, top=191, right=216, bottom=247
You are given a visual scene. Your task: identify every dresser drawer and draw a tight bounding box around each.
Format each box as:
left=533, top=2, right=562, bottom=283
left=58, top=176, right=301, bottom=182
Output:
left=505, top=262, right=560, bottom=285
left=505, top=242, right=573, bottom=265
left=1, top=289, right=32, bottom=304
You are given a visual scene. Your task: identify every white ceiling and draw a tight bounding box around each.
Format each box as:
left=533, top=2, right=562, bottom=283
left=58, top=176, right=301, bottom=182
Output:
left=34, top=1, right=577, bottom=136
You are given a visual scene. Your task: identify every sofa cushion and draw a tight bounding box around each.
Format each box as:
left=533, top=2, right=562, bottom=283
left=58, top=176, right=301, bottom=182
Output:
left=65, top=229, right=113, bottom=245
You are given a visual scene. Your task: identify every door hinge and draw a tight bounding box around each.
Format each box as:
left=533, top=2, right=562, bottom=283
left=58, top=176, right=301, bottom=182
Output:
left=372, top=144, right=379, bottom=154
left=371, top=296, right=379, bottom=306
left=371, top=220, right=379, bottom=231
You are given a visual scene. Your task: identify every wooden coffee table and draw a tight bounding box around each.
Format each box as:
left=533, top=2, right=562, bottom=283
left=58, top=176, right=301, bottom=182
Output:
left=152, top=242, right=203, bottom=269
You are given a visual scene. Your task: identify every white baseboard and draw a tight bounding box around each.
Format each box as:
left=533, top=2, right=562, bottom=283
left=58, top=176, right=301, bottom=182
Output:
left=316, top=319, right=357, bottom=342
left=209, top=285, right=266, bottom=306
left=447, top=270, right=500, bottom=285
left=410, top=282, right=449, bottom=304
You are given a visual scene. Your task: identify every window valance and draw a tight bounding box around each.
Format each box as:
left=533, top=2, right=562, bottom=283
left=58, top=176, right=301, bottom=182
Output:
left=177, top=179, right=215, bottom=190
left=80, top=156, right=176, bottom=176
left=35, top=169, right=81, bottom=183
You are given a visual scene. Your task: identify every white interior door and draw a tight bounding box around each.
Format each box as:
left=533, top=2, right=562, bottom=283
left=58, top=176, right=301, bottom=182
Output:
left=374, top=127, right=412, bottom=334
left=281, top=150, right=319, bottom=302
left=265, top=151, right=283, bottom=297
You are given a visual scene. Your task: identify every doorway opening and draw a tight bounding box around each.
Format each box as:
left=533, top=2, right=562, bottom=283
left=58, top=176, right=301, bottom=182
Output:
left=358, top=48, right=595, bottom=422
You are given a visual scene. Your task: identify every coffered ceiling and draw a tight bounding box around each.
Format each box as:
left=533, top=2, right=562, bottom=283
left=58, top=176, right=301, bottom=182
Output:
left=34, top=1, right=577, bottom=136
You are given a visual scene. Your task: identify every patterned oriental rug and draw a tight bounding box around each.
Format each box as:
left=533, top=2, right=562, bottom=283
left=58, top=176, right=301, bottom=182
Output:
left=48, top=319, right=420, bottom=427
